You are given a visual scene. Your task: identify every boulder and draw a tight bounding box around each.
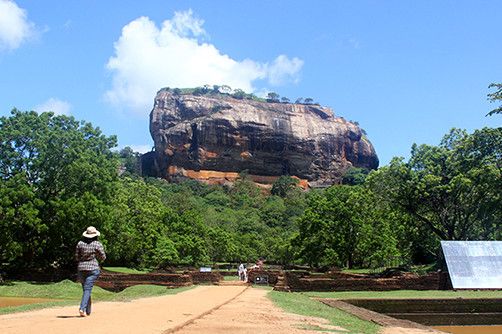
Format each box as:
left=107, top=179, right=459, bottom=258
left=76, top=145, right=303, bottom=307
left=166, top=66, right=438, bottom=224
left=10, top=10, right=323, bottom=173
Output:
left=145, top=89, right=379, bottom=187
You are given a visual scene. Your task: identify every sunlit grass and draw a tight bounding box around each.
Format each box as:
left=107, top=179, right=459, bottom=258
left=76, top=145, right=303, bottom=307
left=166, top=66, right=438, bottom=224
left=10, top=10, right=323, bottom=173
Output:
left=0, top=280, right=192, bottom=314
left=103, top=267, right=150, bottom=274
left=268, top=291, right=380, bottom=334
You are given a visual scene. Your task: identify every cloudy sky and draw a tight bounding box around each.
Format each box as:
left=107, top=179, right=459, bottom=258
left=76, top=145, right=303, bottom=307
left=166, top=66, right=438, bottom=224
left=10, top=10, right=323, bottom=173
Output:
left=0, top=1, right=500, bottom=164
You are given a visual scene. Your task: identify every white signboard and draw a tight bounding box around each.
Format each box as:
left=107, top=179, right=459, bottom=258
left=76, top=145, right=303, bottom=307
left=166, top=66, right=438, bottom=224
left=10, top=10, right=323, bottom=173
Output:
left=441, top=241, right=502, bottom=289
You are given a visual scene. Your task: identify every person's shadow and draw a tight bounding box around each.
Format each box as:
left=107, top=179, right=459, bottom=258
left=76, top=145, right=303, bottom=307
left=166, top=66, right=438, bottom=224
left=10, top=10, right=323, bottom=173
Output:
left=56, top=316, right=84, bottom=318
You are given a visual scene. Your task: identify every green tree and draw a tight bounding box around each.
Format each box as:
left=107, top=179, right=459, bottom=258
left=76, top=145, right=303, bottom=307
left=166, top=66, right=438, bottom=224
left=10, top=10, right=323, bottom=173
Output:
left=271, top=175, right=299, bottom=197
left=206, top=227, right=238, bottom=262
left=230, top=174, right=264, bottom=209
left=164, top=210, right=210, bottom=265
left=220, top=85, right=232, bottom=94
left=0, top=109, right=118, bottom=271
left=260, top=196, right=287, bottom=228
left=342, top=167, right=370, bottom=185
left=367, top=128, right=502, bottom=242
left=0, top=174, right=43, bottom=270
left=266, top=92, right=280, bottom=103
left=487, top=83, right=502, bottom=116
left=212, top=85, right=221, bottom=94
left=232, top=89, right=246, bottom=99
left=294, top=185, right=402, bottom=269
left=119, top=146, right=142, bottom=176
left=103, top=177, right=176, bottom=268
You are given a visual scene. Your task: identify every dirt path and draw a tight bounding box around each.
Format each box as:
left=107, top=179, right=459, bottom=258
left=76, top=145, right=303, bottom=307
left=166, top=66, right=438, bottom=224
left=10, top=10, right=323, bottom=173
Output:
left=0, top=286, right=244, bottom=334
left=174, top=287, right=347, bottom=334
left=0, top=286, right=346, bottom=334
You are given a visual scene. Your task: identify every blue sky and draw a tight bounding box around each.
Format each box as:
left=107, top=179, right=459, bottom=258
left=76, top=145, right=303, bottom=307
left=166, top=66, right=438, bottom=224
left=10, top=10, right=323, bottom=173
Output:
left=1, top=1, right=500, bottom=166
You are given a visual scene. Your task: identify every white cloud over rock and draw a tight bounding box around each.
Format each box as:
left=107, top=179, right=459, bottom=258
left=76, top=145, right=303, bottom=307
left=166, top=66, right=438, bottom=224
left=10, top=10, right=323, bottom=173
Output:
left=35, top=98, right=72, bottom=116
left=105, top=10, right=303, bottom=114
left=128, top=144, right=152, bottom=154
left=0, top=0, right=36, bottom=51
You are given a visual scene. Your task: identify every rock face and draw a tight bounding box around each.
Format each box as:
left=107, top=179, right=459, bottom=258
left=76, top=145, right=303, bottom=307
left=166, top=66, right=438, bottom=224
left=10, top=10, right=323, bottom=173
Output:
left=145, top=89, right=378, bottom=187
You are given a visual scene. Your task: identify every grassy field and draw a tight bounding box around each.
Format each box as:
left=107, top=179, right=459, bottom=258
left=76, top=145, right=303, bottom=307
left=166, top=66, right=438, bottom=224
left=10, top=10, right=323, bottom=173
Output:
left=0, top=280, right=192, bottom=315
left=342, top=263, right=437, bottom=275
left=102, top=267, right=151, bottom=274
left=268, top=291, right=380, bottom=334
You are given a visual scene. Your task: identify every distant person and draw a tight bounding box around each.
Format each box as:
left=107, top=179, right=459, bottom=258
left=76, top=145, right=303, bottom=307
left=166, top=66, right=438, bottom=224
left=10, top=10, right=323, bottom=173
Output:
left=242, top=265, right=247, bottom=282
left=75, top=226, right=106, bottom=317
left=250, top=258, right=264, bottom=270
left=238, top=263, right=247, bottom=282
left=238, top=263, right=244, bottom=280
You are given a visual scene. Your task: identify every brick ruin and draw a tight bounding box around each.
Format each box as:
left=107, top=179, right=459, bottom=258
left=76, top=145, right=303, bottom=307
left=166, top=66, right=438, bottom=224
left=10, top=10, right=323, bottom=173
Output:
left=93, top=269, right=449, bottom=292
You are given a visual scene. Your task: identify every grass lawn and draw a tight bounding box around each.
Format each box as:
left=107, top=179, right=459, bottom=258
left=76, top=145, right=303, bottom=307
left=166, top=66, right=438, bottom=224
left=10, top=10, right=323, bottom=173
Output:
left=268, top=291, right=380, bottom=334
left=102, top=267, right=150, bottom=274
left=0, top=280, right=192, bottom=315
left=342, top=264, right=437, bottom=275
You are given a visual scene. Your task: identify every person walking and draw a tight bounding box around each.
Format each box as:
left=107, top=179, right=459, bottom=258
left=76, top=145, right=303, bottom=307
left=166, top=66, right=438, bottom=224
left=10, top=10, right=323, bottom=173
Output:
left=75, top=226, right=106, bottom=317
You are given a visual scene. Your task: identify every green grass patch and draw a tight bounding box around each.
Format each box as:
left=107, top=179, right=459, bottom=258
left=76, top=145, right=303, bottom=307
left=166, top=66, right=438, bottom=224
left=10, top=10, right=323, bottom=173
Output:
left=0, top=300, right=76, bottom=315
left=0, top=280, right=192, bottom=314
left=304, top=290, right=502, bottom=299
left=268, top=291, right=380, bottom=334
left=0, top=280, right=109, bottom=300
left=341, top=268, right=373, bottom=274
left=103, top=267, right=150, bottom=274
left=253, top=285, right=273, bottom=291
left=342, top=264, right=437, bottom=275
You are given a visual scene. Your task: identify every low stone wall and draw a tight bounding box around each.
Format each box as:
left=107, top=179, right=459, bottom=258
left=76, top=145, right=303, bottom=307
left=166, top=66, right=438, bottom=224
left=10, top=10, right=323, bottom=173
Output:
left=96, top=270, right=226, bottom=291
left=339, top=298, right=502, bottom=326
left=188, top=271, right=222, bottom=284
left=97, top=271, right=192, bottom=291
left=284, top=271, right=443, bottom=291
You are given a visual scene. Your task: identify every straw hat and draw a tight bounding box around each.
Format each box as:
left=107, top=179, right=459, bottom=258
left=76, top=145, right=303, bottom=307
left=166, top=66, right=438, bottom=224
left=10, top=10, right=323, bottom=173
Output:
left=82, top=226, right=100, bottom=238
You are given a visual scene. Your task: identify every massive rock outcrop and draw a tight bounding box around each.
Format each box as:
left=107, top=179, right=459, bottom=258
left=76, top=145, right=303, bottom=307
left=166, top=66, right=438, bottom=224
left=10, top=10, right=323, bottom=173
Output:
left=144, top=89, right=378, bottom=188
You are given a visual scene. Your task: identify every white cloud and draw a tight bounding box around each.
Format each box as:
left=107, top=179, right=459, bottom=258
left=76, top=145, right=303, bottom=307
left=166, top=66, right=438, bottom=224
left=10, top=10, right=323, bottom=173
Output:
left=115, top=144, right=152, bottom=154
left=268, top=55, right=303, bottom=86
left=105, top=10, right=303, bottom=114
left=128, top=144, right=152, bottom=154
left=35, top=98, right=72, bottom=116
left=0, top=0, right=36, bottom=51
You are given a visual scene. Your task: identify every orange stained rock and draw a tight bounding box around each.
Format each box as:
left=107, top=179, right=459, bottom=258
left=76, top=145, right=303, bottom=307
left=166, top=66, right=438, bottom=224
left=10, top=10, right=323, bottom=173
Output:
left=167, top=167, right=310, bottom=190
left=240, top=151, right=252, bottom=159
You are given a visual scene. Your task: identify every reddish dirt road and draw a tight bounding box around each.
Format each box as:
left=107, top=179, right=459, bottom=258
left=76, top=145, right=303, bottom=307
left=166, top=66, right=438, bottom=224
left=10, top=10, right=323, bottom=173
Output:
left=0, top=286, right=345, bottom=334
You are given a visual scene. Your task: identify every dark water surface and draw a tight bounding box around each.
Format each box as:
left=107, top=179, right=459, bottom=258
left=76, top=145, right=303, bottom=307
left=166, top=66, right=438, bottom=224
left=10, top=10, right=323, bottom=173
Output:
left=434, top=325, right=502, bottom=334
left=0, top=296, right=59, bottom=307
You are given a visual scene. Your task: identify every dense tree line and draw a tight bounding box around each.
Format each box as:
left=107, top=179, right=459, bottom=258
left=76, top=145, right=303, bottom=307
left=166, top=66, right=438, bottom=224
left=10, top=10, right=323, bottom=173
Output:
left=1, top=108, right=500, bottom=274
